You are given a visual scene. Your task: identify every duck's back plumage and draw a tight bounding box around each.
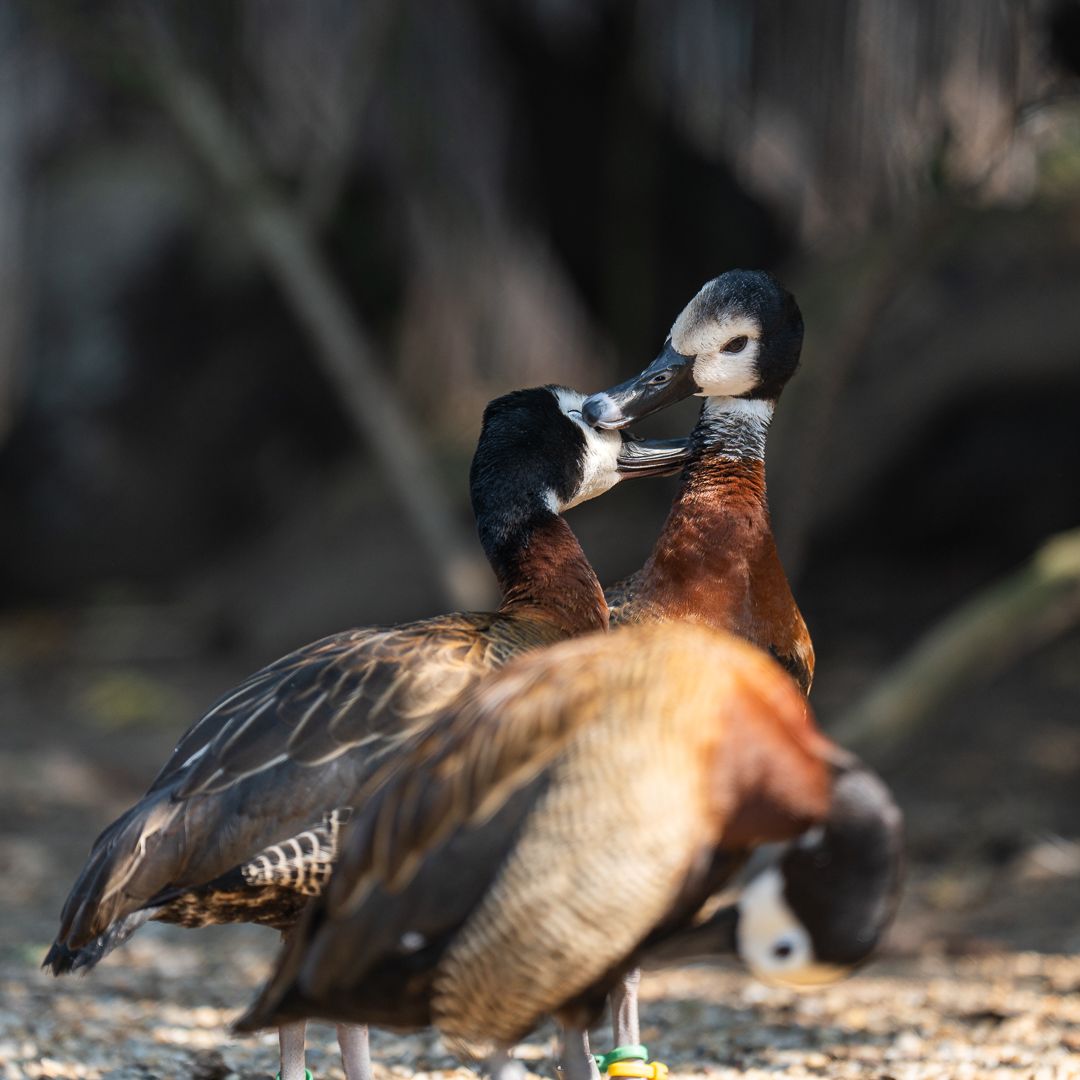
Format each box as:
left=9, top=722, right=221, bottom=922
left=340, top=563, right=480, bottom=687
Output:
left=46, top=612, right=566, bottom=971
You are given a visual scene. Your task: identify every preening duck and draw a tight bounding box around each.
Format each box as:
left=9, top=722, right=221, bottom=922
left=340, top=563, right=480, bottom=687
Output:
left=44, top=386, right=688, bottom=1080
left=586, top=269, right=813, bottom=692
left=643, top=763, right=904, bottom=987
left=236, top=624, right=902, bottom=1080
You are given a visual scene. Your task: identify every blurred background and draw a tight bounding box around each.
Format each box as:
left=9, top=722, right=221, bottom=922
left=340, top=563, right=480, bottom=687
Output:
left=2, top=0, right=1080, bottom=1069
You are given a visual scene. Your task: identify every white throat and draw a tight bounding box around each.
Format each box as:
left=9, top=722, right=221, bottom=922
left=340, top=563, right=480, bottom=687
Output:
left=549, top=386, right=625, bottom=510
left=696, top=397, right=773, bottom=461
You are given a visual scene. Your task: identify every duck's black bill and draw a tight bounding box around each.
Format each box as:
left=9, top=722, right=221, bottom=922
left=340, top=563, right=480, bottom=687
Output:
left=616, top=436, right=691, bottom=478
left=582, top=342, right=697, bottom=430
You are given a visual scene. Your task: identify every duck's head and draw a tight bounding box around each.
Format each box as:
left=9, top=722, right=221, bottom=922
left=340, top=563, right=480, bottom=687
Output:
left=728, top=762, right=903, bottom=989
left=582, top=270, right=804, bottom=430
left=469, top=386, right=690, bottom=529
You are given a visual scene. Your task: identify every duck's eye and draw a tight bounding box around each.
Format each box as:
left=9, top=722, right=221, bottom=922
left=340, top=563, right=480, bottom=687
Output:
left=648, top=371, right=673, bottom=386
left=772, top=940, right=795, bottom=960
left=723, top=336, right=749, bottom=353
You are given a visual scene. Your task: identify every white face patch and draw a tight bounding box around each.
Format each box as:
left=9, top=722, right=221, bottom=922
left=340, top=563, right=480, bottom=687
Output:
left=691, top=345, right=760, bottom=399
left=735, top=866, right=846, bottom=989
left=549, top=387, right=625, bottom=510
left=669, top=302, right=763, bottom=399
left=671, top=311, right=762, bottom=360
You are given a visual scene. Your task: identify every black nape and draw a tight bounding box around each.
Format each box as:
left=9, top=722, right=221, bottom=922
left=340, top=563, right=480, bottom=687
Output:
left=469, top=387, right=586, bottom=543
left=780, top=766, right=903, bottom=967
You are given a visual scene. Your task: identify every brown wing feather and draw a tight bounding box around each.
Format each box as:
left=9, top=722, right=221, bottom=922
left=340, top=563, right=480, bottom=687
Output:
left=171, top=615, right=508, bottom=797
left=52, top=613, right=563, bottom=952
left=326, top=655, right=585, bottom=911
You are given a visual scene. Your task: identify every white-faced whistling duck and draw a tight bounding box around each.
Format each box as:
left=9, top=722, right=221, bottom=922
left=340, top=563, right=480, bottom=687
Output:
left=235, top=623, right=903, bottom=1080
left=579, top=270, right=813, bottom=1058
left=584, top=269, right=812, bottom=692
left=43, top=386, right=689, bottom=1080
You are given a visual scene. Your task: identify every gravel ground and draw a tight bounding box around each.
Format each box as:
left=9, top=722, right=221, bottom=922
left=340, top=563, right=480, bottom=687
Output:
left=3, top=629, right=1079, bottom=1080
left=2, top=929, right=1078, bottom=1080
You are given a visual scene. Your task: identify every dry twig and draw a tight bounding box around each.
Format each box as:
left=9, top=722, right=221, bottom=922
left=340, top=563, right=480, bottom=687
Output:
left=32, top=3, right=494, bottom=610
left=832, top=526, right=1080, bottom=764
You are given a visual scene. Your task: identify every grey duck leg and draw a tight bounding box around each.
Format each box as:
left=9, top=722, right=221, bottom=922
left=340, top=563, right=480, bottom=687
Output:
left=337, top=1023, right=372, bottom=1080
left=561, top=1026, right=601, bottom=1080
left=609, top=968, right=641, bottom=1047
left=485, top=1047, right=526, bottom=1080
left=278, top=1020, right=308, bottom=1080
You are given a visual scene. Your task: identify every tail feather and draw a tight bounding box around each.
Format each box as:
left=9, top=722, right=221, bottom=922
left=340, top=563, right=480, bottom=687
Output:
left=44, top=909, right=155, bottom=975
left=55, top=793, right=180, bottom=950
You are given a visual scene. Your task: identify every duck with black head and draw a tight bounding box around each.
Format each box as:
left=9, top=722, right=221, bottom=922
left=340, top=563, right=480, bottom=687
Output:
left=44, top=385, right=689, bottom=1080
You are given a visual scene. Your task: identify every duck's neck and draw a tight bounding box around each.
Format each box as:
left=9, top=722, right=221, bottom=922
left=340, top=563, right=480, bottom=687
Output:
left=693, top=396, right=773, bottom=461
left=634, top=398, right=790, bottom=632
left=483, top=508, right=608, bottom=636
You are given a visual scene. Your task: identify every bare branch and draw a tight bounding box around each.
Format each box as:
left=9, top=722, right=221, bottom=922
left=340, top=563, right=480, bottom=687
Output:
left=296, top=0, right=398, bottom=230
left=832, top=527, right=1080, bottom=764
left=34, top=5, right=496, bottom=611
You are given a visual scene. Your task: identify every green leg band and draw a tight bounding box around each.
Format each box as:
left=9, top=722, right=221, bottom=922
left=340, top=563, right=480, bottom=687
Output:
left=595, top=1045, right=649, bottom=1071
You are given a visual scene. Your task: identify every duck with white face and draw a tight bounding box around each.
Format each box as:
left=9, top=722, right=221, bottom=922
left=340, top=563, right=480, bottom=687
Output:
left=576, top=269, right=814, bottom=695
left=649, top=762, right=904, bottom=990
left=581, top=268, right=804, bottom=431
left=573, top=272, right=895, bottom=1061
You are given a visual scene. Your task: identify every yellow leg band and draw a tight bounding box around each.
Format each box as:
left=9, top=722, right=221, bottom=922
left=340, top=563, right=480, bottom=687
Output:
left=606, top=1063, right=668, bottom=1080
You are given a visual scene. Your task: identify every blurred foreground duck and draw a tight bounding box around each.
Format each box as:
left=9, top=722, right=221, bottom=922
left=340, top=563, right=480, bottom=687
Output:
left=44, top=386, right=688, bottom=1080
left=236, top=624, right=903, bottom=1080
left=582, top=270, right=813, bottom=1055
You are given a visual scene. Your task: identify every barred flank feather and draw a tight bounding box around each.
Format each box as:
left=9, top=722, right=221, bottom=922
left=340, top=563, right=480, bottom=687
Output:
left=241, top=808, right=352, bottom=897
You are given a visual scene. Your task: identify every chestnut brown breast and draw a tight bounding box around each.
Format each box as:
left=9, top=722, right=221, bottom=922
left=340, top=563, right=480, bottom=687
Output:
left=609, top=455, right=814, bottom=693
